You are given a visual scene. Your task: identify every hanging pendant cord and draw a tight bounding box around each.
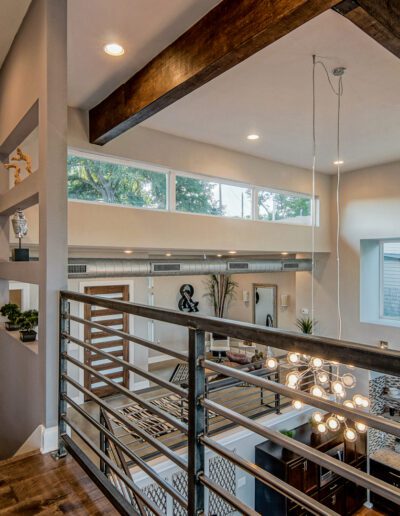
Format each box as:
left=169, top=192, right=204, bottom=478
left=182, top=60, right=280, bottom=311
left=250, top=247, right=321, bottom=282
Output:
left=312, top=56, right=344, bottom=339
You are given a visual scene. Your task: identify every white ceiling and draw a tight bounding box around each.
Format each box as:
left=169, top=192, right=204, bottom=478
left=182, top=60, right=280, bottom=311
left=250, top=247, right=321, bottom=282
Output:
left=0, top=0, right=31, bottom=68
left=141, top=10, right=400, bottom=173
left=68, top=0, right=220, bottom=109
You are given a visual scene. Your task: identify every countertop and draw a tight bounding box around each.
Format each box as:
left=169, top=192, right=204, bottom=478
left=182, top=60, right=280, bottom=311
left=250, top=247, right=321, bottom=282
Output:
left=371, top=447, right=400, bottom=471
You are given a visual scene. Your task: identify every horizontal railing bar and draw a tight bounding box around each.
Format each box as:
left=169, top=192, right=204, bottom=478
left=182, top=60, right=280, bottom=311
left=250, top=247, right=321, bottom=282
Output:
left=64, top=353, right=188, bottom=434
left=63, top=374, right=188, bottom=471
left=62, top=331, right=187, bottom=398
left=61, top=290, right=400, bottom=376
left=62, top=434, right=139, bottom=516
left=64, top=394, right=188, bottom=509
left=201, top=436, right=338, bottom=516
left=199, top=474, right=259, bottom=516
left=203, top=398, right=400, bottom=506
left=62, top=417, right=162, bottom=515
left=67, top=313, right=188, bottom=362
left=203, top=360, right=400, bottom=438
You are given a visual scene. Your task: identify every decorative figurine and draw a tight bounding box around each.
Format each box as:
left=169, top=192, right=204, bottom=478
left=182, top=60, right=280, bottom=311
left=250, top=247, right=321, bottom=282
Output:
left=11, top=147, right=32, bottom=175
left=4, top=163, right=21, bottom=184
left=3, top=147, right=32, bottom=186
left=12, top=209, right=29, bottom=261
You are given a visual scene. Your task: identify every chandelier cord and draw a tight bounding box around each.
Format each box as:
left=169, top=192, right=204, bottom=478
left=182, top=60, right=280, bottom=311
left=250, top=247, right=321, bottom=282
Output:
left=312, top=56, right=344, bottom=339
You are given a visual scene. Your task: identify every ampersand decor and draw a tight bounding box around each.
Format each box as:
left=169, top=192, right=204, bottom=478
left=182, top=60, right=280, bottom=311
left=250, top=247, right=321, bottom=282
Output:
left=178, top=284, right=199, bottom=312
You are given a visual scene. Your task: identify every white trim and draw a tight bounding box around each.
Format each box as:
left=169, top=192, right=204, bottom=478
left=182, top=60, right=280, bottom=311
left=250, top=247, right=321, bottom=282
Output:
left=148, top=355, right=175, bottom=365
left=379, top=239, right=400, bottom=323
left=40, top=425, right=59, bottom=453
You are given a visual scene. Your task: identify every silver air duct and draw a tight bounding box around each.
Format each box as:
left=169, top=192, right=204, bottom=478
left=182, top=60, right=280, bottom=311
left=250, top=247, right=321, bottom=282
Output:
left=68, top=258, right=311, bottom=278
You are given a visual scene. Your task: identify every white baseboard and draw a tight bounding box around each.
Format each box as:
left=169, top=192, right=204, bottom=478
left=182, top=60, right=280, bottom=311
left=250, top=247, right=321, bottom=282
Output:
left=41, top=425, right=59, bottom=454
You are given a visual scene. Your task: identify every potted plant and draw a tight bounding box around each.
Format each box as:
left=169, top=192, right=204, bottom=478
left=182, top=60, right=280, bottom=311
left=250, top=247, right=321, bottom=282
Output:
left=296, top=316, right=316, bottom=334
left=16, top=309, right=38, bottom=342
left=0, top=303, right=21, bottom=330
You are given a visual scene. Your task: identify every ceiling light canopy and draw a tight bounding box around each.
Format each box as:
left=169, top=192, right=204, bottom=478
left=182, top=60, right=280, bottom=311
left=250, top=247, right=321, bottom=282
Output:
left=247, top=134, right=260, bottom=140
left=104, top=43, right=125, bottom=56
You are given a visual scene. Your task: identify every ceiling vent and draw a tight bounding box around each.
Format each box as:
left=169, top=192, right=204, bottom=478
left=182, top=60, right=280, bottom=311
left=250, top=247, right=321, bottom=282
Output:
left=152, top=263, right=181, bottom=273
left=283, top=262, right=299, bottom=270
left=228, top=262, right=250, bottom=271
left=68, top=264, right=87, bottom=275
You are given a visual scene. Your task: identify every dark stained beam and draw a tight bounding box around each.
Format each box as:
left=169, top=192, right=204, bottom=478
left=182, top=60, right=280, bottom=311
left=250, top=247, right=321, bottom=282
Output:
left=89, top=0, right=338, bottom=145
left=333, top=0, right=400, bottom=58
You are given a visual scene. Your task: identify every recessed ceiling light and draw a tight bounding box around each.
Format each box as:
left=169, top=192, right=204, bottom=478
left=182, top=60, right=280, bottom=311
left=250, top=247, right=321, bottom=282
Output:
left=334, top=160, right=344, bottom=165
left=165, top=253, right=172, bottom=257
left=281, top=252, right=288, bottom=256
left=124, top=250, right=133, bottom=254
left=104, top=43, right=125, bottom=56
left=228, top=251, right=237, bottom=255
left=217, top=254, right=223, bottom=258
left=247, top=134, right=260, bottom=140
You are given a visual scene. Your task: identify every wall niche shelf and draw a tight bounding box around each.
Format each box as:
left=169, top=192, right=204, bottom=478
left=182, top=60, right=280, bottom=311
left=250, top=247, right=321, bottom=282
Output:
left=0, top=261, right=40, bottom=284
left=0, top=323, right=39, bottom=355
left=0, top=172, right=39, bottom=217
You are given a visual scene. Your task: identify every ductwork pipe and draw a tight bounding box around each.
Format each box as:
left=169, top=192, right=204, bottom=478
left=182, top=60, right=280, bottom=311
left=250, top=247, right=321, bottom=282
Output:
left=68, top=258, right=312, bottom=278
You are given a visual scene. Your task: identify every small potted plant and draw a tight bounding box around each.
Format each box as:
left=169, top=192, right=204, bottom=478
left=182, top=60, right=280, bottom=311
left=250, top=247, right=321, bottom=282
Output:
left=296, top=317, right=316, bottom=334
left=16, top=309, right=38, bottom=342
left=0, top=303, right=21, bottom=330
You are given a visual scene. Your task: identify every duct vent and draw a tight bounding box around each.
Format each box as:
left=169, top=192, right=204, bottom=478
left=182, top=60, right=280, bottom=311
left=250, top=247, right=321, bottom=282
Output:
left=283, top=262, right=299, bottom=270
left=68, top=264, right=87, bottom=275
left=152, top=263, right=181, bottom=273
left=228, top=262, right=249, bottom=271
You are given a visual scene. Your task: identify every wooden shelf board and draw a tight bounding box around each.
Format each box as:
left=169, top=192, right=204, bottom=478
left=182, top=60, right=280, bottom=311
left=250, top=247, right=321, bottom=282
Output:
left=0, top=260, right=40, bottom=284
left=0, top=323, right=39, bottom=355
left=0, top=172, right=39, bottom=216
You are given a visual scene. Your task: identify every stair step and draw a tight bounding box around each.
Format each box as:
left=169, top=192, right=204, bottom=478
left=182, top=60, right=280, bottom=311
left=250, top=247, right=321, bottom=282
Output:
left=0, top=450, right=39, bottom=468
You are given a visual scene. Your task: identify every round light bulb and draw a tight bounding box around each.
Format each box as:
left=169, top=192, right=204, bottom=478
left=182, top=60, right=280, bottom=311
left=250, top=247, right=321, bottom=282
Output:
left=355, top=421, right=367, bottom=433
left=332, top=381, right=345, bottom=395
left=342, top=373, right=356, bottom=388
left=360, top=397, right=370, bottom=408
left=336, top=413, right=346, bottom=422
left=286, top=372, right=300, bottom=387
left=287, top=352, right=300, bottom=365
left=344, top=428, right=358, bottom=442
left=311, top=357, right=323, bottom=369
left=310, top=385, right=326, bottom=398
left=353, top=394, right=364, bottom=407
left=266, top=357, right=278, bottom=370
left=317, top=371, right=329, bottom=384
left=327, top=416, right=340, bottom=432
left=343, top=400, right=355, bottom=409
left=312, top=412, right=324, bottom=424
left=317, top=423, right=327, bottom=434
left=292, top=400, right=303, bottom=410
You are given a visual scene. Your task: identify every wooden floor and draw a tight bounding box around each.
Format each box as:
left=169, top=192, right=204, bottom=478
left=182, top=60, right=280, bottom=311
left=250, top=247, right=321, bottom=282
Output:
left=354, top=507, right=387, bottom=516
left=0, top=451, right=118, bottom=514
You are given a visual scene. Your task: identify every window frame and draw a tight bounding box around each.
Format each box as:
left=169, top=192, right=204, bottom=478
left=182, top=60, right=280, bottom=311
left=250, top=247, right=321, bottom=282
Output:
left=67, top=149, right=318, bottom=227
left=379, top=239, right=400, bottom=322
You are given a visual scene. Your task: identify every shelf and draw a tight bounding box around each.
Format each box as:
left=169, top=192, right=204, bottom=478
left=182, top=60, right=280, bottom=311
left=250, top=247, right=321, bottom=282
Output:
left=0, top=172, right=39, bottom=216
left=0, top=260, right=40, bottom=284
left=0, top=101, right=38, bottom=155
left=0, top=323, right=38, bottom=355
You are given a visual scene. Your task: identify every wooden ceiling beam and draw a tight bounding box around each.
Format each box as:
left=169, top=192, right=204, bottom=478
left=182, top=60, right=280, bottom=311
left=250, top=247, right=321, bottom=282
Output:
left=89, top=0, right=338, bottom=145
left=333, top=0, right=400, bottom=58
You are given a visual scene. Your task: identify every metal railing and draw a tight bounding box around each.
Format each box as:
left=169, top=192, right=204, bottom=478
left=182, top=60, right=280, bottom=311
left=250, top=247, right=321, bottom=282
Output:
left=57, top=290, right=400, bottom=515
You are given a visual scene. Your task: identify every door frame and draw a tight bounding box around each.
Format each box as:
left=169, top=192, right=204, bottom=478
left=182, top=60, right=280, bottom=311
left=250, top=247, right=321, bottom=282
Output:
left=75, top=279, right=134, bottom=404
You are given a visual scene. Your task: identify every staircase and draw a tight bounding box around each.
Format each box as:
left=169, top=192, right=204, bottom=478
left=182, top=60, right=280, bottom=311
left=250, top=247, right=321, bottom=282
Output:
left=0, top=450, right=117, bottom=514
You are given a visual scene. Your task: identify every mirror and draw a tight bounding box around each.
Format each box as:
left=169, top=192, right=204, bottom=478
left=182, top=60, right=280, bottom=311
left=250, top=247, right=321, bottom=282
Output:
left=253, top=284, right=277, bottom=328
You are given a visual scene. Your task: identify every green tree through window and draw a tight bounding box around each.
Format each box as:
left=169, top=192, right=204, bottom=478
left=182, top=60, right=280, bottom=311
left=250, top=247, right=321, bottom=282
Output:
left=67, top=155, right=167, bottom=209
left=175, top=176, right=223, bottom=215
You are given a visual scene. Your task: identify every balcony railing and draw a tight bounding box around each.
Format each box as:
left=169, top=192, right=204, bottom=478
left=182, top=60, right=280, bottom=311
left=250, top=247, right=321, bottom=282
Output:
left=57, top=290, right=400, bottom=515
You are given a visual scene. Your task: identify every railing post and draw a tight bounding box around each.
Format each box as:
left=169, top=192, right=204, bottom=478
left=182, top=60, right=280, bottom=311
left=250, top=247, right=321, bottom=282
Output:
left=53, top=296, right=69, bottom=459
left=188, top=328, right=205, bottom=515
left=100, top=410, right=110, bottom=476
